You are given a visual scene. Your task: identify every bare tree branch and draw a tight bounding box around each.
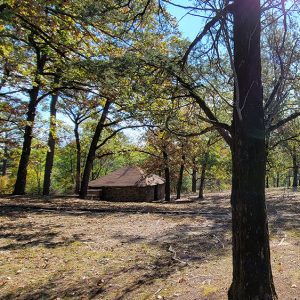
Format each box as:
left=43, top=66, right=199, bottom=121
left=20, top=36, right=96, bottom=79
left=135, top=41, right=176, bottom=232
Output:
left=182, top=4, right=233, bottom=65
left=267, top=111, right=300, bottom=132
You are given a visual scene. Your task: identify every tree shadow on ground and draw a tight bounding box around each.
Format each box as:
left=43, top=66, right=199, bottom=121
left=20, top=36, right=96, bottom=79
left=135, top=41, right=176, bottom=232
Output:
left=0, top=194, right=231, bottom=216
left=0, top=198, right=232, bottom=300
left=0, top=191, right=298, bottom=299
left=266, top=191, right=300, bottom=236
left=1, top=256, right=178, bottom=300
left=0, top=208, right=89, bottom=251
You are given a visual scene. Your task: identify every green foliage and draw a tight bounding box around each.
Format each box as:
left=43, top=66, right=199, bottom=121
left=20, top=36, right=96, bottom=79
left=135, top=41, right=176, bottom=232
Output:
left=0, top=0, right=299, bottom=197
left=52, top=143, right=77, bottom=194
left=0, top=175, right=12, bottom=193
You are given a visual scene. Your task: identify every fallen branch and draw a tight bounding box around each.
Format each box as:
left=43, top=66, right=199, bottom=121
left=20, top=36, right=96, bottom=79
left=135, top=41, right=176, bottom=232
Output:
left=213, top=234, right=225, bottom=248
left=168, top=245, right=189, bottom=265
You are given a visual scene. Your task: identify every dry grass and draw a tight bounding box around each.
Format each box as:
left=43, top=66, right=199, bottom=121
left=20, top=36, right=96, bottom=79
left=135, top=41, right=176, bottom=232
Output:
left=0, top=190, right=299, bottom=300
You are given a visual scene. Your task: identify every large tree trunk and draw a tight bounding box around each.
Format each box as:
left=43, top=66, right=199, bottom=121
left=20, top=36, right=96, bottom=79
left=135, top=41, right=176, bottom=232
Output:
left=79, top=100, right=111, bottom=199
left=74, top=123, right=81, bottom=194
left=192, top=158, right=197, bottom=193
left=198, top=156, right=207, bottom=200
left=13, top=87, right=39, bottom=195
left=13, top=50, right=46, bottom=195
left=228, top=0, right=277, bottom=298
left=176, top=154, right=186, bottom=199
left=292, top=146, right=298, bottom=190
left=43, top=75, right=60, bottom=196
left=162, top=150, right=171, bottom=202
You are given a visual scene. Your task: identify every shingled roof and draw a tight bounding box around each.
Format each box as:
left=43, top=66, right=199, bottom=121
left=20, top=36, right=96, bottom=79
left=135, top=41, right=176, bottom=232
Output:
left=88, top=166, right=165, bottom=188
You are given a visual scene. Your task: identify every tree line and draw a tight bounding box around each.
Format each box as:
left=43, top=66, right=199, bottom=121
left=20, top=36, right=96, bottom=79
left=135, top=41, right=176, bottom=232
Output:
left=0, top=0, right=300, bottom=298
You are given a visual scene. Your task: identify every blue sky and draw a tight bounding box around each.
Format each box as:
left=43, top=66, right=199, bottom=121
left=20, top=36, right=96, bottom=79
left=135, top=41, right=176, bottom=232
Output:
left=165, top=0, right=201, bottom=40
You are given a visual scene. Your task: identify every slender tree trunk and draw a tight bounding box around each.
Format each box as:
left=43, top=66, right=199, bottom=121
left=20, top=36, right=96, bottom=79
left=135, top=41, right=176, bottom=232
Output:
left=2, top=142, right=8, bottom=176
left=43, top=75, right=60, bottom=195
left=276, top=172, right=280, bottom=188
left=36, top=175, right=41, bottom=194
left=79, top=100, right=111, bottom=198
left=266, top=176, right=269, bottom=188
left=36, top=161, right=41, bottom=195
left=13, top=88, right=39, bottom=195
left=2, top=157, right=7, bottom=176
left=74, top=123, right=81, bottom=194
left=192, top=159, right=197, bottom=193
left=228, top=0, right=277, bottom=298
left=69, top=148, right=74, bottom=181
left=176, top=154, right=186, bottom=199
left=163, top=150, right=171, bottom=202
left=198, top=158, right=207, bottom=200
left=199, top=139, right=211, bottom=199
left=292, top=146, right=298, bottom=190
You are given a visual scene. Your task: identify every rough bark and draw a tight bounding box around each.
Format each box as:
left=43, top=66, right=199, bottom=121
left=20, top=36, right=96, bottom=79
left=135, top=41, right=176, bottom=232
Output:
left=13, top=50, right=47, bottom=195
left=176, top=154, right=186, bottom=199
left=43, top=75, right=60, bottom=195
left=228, top=0, right=277, bottom=298
left=13, top=87, right=39, bottom=195
left=79, top=100, right=111, bottom=198
left=74, top=123, right=81, bottom=194
left=163, top=150, right=171, bottom=202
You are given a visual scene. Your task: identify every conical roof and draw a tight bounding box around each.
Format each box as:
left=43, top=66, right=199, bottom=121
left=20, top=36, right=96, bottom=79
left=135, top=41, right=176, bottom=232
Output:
left=88, top=166, right=165, bottom=188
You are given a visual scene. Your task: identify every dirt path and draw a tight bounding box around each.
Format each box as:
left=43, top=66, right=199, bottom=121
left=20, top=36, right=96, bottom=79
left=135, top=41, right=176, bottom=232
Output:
left=0, top=190, right=299, bottom=299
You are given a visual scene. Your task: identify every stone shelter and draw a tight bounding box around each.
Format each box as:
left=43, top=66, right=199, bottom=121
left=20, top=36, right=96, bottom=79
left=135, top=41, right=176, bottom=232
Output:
left=88, top=166, right=165, bottom=201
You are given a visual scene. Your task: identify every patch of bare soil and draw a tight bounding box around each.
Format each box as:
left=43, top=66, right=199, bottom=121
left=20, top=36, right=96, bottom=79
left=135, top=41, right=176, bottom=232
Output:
left=0, top=190, right=299, bottom=300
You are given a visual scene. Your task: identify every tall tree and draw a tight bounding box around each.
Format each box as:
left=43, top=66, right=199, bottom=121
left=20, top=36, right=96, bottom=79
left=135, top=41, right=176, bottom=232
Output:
left=228, top=0, right=276, bottom=296
left=13, top=38, right=48, bottom=195
left=160, top=0, right=284, bottom=296
left=198, top=148, right=209, bottom=200
left=61, top=91, right=100, bottom=194
left=176, top=149, right=186, bottom=199
left=191, top=157, right=197, bottom=193
left=42, top=73, right=60, bottom=195
left=79, top=99, right=111, bottom=198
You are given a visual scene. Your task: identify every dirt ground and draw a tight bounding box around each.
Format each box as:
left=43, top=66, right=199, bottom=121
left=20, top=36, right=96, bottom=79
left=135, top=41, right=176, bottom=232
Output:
left=0, top=190, right=299, bottom=300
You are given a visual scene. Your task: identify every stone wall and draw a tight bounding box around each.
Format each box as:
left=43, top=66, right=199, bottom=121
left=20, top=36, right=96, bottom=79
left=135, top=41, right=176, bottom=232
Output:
left=102, top=184, right=165, bottom=202
left=155, top=184, right=165, bottom=200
